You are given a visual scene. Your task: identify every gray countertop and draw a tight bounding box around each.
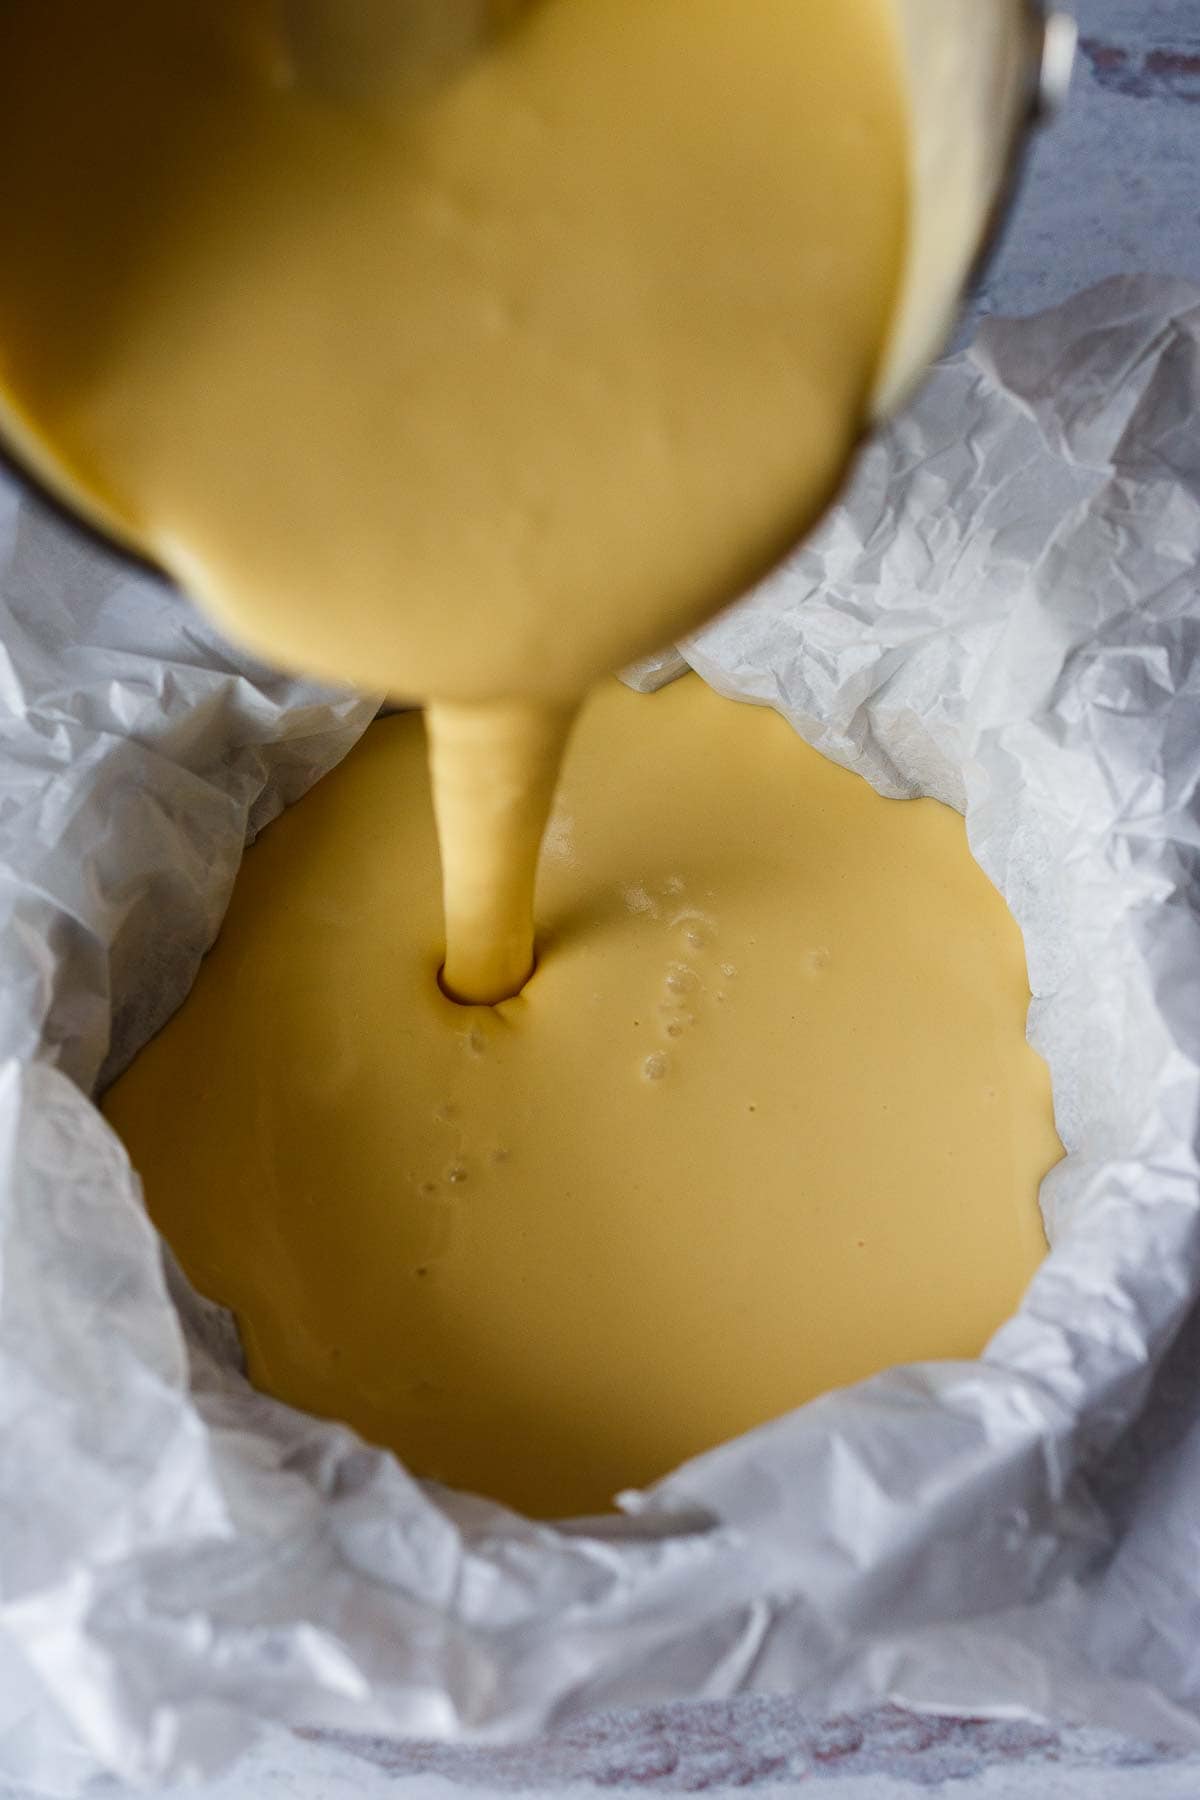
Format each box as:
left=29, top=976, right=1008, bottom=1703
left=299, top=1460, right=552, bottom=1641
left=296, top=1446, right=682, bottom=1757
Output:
left=11, top=4, right=1200, bottom=1795
left=972, top=0, right=1200, bottom=326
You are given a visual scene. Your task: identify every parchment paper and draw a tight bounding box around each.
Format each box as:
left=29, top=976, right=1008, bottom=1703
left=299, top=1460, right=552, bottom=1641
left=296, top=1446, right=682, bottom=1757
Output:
left=2, top=275, right=1199, bottom=1791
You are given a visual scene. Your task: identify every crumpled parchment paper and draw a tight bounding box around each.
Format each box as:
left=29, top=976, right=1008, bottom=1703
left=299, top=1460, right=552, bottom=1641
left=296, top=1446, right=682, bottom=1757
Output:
left=2, top=274, right=1199, bottom=1792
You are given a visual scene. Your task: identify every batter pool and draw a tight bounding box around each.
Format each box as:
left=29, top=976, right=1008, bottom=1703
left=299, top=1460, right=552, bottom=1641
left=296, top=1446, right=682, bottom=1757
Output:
left=104, top=678, right=1060, bottom=1520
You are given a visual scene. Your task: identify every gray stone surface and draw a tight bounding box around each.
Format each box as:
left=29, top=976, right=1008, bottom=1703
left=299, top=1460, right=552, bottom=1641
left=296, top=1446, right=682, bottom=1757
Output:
left=974, top=0, right=1200, bottom=328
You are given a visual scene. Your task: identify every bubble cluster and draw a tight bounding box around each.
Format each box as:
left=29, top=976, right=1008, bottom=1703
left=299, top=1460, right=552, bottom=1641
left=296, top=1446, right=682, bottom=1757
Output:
left=642, top=1052, right=669, bottom=1082
left=622, top=883, right=659, bottom=917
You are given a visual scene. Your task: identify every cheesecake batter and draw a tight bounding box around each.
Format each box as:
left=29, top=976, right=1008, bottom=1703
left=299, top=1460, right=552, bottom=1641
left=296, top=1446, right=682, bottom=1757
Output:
left=6, top=3, right=1056, bottom=1512
left=104, top=678, right=1058, bottom=1519
left=0, top=0, right=910, bottom=998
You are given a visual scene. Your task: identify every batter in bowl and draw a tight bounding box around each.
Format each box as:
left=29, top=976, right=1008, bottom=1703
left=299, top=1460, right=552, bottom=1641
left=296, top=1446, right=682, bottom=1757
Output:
left=0, top=0, right=909, bottom=998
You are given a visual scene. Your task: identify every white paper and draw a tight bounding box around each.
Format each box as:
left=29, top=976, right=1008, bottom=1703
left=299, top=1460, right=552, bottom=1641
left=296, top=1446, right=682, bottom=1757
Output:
left=2, top=275, right=1199, bottom=1791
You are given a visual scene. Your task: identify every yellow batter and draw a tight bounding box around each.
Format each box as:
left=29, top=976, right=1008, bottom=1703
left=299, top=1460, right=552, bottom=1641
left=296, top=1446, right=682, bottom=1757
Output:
left=6, top=4, right=1056, bottom=1515
left=0, top=0, right=906, bottom=704
left=0, top=0, right=910, bottom=1000
left=104, top=678, right=1058, bottom=1520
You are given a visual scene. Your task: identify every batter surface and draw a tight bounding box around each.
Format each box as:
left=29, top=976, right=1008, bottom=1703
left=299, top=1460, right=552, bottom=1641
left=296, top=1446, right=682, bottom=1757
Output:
left=104, top=678, right=1059, bottom=1519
